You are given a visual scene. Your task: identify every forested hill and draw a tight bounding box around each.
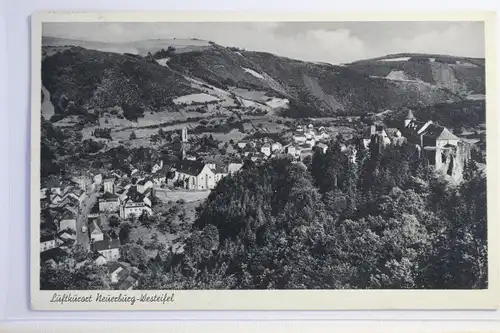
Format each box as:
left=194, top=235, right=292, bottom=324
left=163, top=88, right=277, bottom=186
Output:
left=135, top=142, right=486, bottom=290
left=42, top=38, right=484, bottom=119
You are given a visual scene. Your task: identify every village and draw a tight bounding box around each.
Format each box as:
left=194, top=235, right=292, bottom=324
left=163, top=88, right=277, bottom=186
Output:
left=39, top=109, right=476, bottom=290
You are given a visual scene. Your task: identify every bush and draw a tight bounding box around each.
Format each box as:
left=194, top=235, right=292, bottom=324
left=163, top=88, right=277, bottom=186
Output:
left=122, top=103, right=144, bottom=121
left=120, top=243, right=148, bottom=268
left=92, top=128, right=112, bottom=140
left=109, top=215, right=120, bottom=228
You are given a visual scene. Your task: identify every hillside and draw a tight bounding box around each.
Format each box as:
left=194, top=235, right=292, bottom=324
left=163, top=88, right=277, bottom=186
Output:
left=41, top=39, right=485, bottom=121
left=42, top=46, right=198, bottom=120
left=345, top=53, right=485, bottom=95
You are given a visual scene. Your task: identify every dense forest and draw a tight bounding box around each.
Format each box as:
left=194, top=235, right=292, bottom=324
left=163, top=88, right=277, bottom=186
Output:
left=41, top=136, right=487, bottom=290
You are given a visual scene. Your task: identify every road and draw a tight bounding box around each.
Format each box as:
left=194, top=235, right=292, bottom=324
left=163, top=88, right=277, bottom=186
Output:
left=75, top=185, right=100, bottom=251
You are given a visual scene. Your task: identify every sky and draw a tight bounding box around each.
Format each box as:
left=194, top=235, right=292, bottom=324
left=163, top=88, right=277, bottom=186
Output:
left=43, top=21, right=485, bottom=64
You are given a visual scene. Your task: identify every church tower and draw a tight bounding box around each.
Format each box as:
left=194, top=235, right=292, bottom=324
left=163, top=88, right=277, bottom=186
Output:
left=404, top=110, right=416, bottom=127
left=181, top=127, right=188, bottom=143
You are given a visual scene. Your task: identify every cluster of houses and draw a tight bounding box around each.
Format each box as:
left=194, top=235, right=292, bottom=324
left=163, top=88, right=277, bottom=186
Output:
left=40, top=171, right=141, bottom=289
left=40, top=180, right=86, bottom=214
left=235, top=124, right=331, bottom=162
left=40, top=205, right=140, bottom=290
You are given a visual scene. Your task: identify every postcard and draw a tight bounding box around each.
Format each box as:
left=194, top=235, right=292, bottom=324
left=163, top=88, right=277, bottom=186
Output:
left=30, top=11, right=499, bottom=310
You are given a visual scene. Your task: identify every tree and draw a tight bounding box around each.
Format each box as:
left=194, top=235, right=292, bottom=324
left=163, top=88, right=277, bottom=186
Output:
left=109, top=215, right=120, bottom=228
left=120, top=243, right=149, bottom=268
left=129, top=131, right=137, bottom=140
left=119, top=222, right=132, bottom=244
left=40, top=259, right=107, bottom=290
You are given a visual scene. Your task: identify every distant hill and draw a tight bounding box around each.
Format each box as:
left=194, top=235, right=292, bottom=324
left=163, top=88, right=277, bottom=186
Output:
left=42, top=37, right=214, bottom=56
left=345, top=53, right=485, bottom=95
left=41, top=38, right=485, bottom=120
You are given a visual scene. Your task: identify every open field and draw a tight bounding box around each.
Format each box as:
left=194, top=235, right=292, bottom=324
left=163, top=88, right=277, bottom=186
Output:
left=154, top=188, right=211, bottom=203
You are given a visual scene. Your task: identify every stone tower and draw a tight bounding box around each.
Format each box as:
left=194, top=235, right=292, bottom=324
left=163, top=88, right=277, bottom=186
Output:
left=181, top=127, right=188, bottom=143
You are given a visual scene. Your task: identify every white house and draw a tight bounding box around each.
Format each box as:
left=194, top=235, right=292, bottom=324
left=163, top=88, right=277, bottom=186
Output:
left=107, top=263, right=139, bottom=290
left=293, top=133, right=307, bottom=144
left=173, top=160, right=216, bottom=190
left=316, top=143, right=328, bottom=154
left=261, top=143, right=272, bottom=156
left=72, top=175, right=91, bottom=191
left=305, top=138, right=316, bottom=147
left=151, top=160, right=164, bottom=174
left=50, top=193, right=63, bottom=206
left=108, top=262, right=128, bottom=284
left=237, top=140, right=249, bottom=149
left=286, top=145, right=297, bottom=156
left=119, top=196, right=152, bottom=219
left=59, top=218, right=76, bottom=232
left=93, top=254, right=108, bottom=266
left=58, top=230, right=76, bottom=242
left=93, top=239, right=121, bottom=261
left=103, top=178, right=115, bottom=194
left=210, top=165, right=228, bottom=183
left=316, top=131, right=330, bottom=141
left=99, top=192, right=120, bottom=212
left=89, top=220, right=104, bottom=242
left=93, top=174, right=103, bottom=185
left=271, top=142, right=282, bottom=152
left=228, top=163, right=243, bottom=174
left=40, top=235, right=57, bottom=252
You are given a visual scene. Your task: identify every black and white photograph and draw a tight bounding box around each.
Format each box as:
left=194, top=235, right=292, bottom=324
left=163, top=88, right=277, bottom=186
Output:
left=36, top=17, right=489, bottom=295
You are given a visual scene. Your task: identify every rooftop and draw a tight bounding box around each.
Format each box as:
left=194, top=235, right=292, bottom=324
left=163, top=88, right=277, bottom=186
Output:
left=107, top=261, right=123, bottom=274
left=211, top=165, right=227, bottom=174
left=406, top=109, right=416, bottom=120
left=175, top=160, right=206, bottom=176
left=40, top=234, right=55, bottom=243
left=89, top=201, right=100, bottom=215
left=89, top=220, right=102, bottom=234
left=421, top=124, right=459, bottom=140
left=93, top=238, right=121, bottom=252
left=40, top=247, right=68, bottom=263
left=100, top=191, right=119, bottom=200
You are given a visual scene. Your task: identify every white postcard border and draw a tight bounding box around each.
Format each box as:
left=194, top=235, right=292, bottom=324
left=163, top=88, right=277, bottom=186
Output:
left=30, top=11, right=500, bottom=311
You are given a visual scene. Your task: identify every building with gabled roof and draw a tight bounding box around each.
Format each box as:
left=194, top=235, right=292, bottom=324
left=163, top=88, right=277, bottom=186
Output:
left=89, top=219, right=104, bottom=243
left=228, top=163, right=243, bottom=174
left=362, top=125, right=391, bottom=148
left=402, top=113, right=470, bottom=183
left=173, top=160, right=216, bottom=190
left=40, top=247, right=69, bottom=267
left=261, top=143, right=272, bottom=156
left=99, top=191, right=120, bottom=212
left=88, top=201, right=100, bottom=218
left=40, top=234, right=58, bottom=252
left=136, top=178, right=154, bottom=194
left=93, top=238, right=121, bottom=261
left=59, top=217, right=76, bottom=232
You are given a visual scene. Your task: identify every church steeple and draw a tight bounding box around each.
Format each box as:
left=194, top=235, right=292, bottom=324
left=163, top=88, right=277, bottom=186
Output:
left=404, top=110, right=416, bottom=127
